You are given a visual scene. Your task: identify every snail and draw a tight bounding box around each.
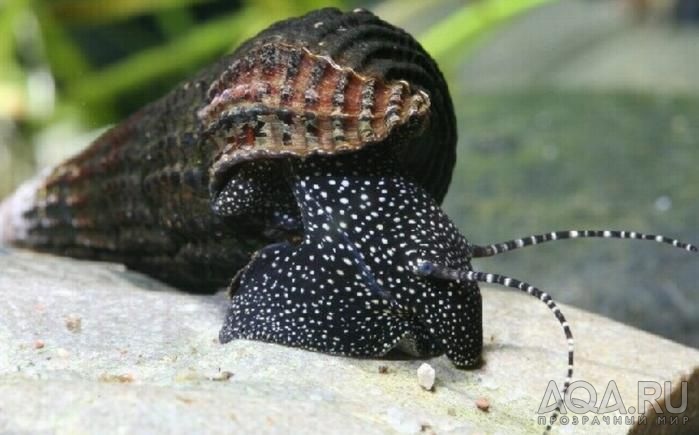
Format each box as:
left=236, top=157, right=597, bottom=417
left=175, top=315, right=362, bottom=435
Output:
left=0, top=7, right=455, bottom=292
left=0, top=7, right=696, bottom=432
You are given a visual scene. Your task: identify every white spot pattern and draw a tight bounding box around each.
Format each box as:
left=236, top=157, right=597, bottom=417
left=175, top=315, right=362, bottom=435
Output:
left=219, top=147, right=482, bottom=366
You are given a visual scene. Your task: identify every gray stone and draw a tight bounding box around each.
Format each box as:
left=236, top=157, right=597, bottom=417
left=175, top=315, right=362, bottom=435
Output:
left=0, top=249, right=697, bottom=434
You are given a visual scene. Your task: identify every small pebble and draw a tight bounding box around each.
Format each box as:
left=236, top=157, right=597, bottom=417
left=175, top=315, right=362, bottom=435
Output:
left=34, top=340, right=45, bottom=349
left=176, top=395, right=194, bottom=404
left=98, top=373, right=134, bottom=383
left=209, top=371, right=234, bottom=382
left=417, top=363, right=435, bottom=390
left=475, top=397, right=490, bottom=412
left=65, top=314, right=82, bottom=333
left=420, top=423, right=436, bottom=434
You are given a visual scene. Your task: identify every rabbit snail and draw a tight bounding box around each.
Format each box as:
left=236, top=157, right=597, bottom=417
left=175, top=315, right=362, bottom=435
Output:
left=0, top=7, right=696, bottom=432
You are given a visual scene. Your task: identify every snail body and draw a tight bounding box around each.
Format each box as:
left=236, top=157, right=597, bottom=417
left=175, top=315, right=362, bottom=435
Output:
left=220, top=146, right=482, bottom=367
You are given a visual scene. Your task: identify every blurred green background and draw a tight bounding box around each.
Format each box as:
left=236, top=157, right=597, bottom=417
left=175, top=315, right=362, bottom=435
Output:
left=1, top=0, right=698, bottom=347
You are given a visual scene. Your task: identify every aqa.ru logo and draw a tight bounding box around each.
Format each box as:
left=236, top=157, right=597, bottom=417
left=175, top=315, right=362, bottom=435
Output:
left=537, top=380, right=689, bottom=427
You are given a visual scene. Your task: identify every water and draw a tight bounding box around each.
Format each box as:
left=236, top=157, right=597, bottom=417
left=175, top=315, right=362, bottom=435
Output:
left=444, top=91, right=699, bottom=348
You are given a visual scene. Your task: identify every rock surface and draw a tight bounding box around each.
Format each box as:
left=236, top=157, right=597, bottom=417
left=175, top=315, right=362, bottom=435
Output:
left=0, top=248, right=697, bottom=434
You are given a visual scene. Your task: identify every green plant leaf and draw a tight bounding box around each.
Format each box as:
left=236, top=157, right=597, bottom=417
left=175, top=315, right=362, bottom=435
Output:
left=48, top=0, right=215, bottom=24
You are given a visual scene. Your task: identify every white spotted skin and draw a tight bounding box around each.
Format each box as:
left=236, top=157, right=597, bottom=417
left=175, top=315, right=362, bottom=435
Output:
left=212, top=160, right=302, bottom=234
left=219, top=147, right=483, bottom=367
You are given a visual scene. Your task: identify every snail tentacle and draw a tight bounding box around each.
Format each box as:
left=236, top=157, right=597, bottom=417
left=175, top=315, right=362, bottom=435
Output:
left=471, top=230, right=698, bottom=257
left=416, top=261, right=574, bottom=433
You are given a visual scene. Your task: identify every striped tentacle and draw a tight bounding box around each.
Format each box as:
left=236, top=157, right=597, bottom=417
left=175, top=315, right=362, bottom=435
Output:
left=416, top=262, right=573, bottom=433
left=472, top=230, right=698, bottom=258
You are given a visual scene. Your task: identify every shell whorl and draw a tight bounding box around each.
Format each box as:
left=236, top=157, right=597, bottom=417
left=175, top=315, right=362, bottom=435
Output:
left=200, top=42, right=431, bottom=190
left=202, top=7, right=456, bottom=203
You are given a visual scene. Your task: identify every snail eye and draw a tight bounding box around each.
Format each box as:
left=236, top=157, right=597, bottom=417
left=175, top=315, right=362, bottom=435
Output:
left=415, top=261, right=435, bottom=276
